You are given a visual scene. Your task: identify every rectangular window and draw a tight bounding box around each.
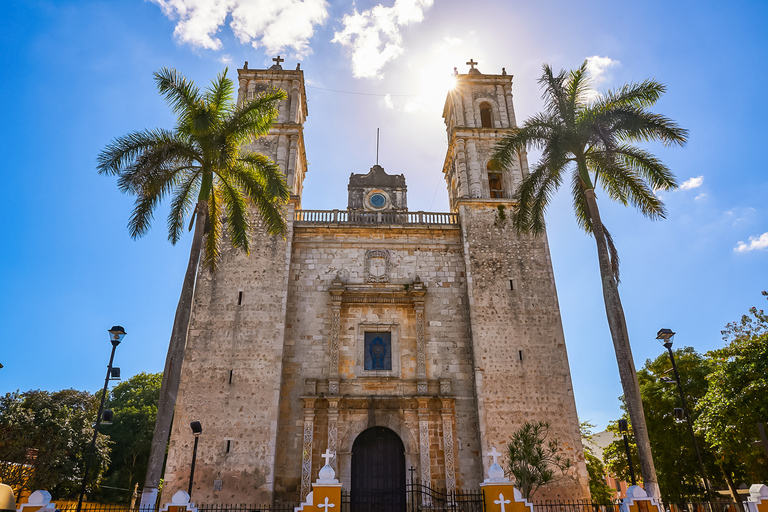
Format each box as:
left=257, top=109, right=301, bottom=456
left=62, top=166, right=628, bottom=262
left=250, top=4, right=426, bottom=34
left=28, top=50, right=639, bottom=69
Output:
left=488, top=172, right=504, bottom=198
left=364, top=332, right=392, bottom=370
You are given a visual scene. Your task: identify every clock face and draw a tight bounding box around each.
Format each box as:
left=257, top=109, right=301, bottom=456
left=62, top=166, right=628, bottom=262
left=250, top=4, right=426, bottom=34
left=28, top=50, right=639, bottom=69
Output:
left=369, top=193, right=386, bottom=208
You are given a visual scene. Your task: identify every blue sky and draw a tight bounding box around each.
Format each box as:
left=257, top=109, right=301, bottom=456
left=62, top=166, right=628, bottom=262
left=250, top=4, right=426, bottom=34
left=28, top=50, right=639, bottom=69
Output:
left=1, top=0, right=766, bottom=431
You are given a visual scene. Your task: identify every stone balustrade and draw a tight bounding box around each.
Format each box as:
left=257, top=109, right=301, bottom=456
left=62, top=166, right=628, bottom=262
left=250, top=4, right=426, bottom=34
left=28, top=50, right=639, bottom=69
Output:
left=294, top=210, right=459, bottom=226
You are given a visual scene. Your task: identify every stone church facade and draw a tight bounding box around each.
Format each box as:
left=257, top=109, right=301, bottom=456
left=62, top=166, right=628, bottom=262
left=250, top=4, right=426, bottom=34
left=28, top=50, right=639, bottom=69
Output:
left=160, top=59, right=589, bottom=505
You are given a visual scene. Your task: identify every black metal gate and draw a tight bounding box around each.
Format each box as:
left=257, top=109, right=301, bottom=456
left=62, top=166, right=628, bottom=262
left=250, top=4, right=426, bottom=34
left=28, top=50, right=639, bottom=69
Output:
left=350, top=427, right=406, bottom=512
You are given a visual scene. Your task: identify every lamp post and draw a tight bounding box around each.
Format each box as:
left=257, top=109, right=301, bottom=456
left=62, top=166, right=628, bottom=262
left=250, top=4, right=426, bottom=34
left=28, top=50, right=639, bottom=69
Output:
left=76, top=326, right=126, bottom=512
left=655, top=328, right=713, bottom=501
left=618, top=419, right=637, bottom=487
left=188, top=421, right=202, bottom=498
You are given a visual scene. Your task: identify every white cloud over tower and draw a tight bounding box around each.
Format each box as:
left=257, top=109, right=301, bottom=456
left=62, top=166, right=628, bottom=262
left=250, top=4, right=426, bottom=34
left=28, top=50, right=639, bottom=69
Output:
left=149, top=0, right=329, bottom=56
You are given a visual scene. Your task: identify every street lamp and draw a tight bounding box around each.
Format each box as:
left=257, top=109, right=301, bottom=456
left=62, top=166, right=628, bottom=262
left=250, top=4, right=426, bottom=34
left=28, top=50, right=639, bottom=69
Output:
left=618, top=419, right=637, bottom=487
left=76, top=326, right=126, bottom=512
left=188, top=421, right=203, bottom=498
left=655, top=328, right=713, bottom=501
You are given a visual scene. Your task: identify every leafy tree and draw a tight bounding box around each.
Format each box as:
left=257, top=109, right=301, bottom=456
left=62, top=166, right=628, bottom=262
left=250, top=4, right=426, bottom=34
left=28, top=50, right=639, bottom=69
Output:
left=93, top=373, right=161, bottom=503
left=0, top=389, right=110, bottom=499
left=580, top=421, right=615, bottom=503
left=505, top=421, right=572, bottom=500
left=492, top=62, right=688, bottom=498
left=697, top=292, right=768, bottom=486
left=604, top=349, right=746, bottom=503
left=97, top=68, right=289, bottom=501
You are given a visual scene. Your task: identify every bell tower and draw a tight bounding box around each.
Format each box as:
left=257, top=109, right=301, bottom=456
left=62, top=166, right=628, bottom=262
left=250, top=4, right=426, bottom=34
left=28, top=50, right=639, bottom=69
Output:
left=442, top=60, right=529, bottom=211
left=237, top=56, right=309, bottom=207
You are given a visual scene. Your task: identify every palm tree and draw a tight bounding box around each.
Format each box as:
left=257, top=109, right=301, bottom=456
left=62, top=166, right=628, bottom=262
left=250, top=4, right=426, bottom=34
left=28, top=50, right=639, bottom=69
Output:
left=492, top=62, right=688, bottom=499
left=97, top=68, right=289, bottom=504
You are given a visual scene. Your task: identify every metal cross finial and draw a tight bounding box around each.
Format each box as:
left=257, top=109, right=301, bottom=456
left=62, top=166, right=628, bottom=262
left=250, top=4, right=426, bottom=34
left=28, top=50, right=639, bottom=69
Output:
left=486, top=446, right=502, bottom=465
left=466, top=59, right=478, bottom=70
left=495, top=493, right=511, bottom=512
left=318, top=497, right=335, bottom=512
left=321, top=448, right=335, bottom=466
left=273, top=55, right=285, bottom=65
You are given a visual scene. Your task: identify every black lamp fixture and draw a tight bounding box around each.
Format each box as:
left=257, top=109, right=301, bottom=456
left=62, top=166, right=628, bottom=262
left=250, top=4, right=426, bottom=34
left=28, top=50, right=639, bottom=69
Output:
left=617, top=418, right=637, bottom=486
left=188, top=421, right=203, bottom=498
left=655, top=327, right=713, bottom=501
left=76, top=326, right=126, bottom=512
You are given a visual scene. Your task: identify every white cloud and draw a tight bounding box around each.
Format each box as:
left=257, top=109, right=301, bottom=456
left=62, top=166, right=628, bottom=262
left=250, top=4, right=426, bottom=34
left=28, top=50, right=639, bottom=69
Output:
left=332, top=0, right=435, bottom=79
left=695, top=193, right=707, bottom=200
left=585, top=56, right=618, bottom=85
left=735, top=232, right=768, bottom=252
left=583, top=55, right=619, bottom=102
left=149, top=0, right=329, bottom=56
left=680, top=175, right=704, bottom=190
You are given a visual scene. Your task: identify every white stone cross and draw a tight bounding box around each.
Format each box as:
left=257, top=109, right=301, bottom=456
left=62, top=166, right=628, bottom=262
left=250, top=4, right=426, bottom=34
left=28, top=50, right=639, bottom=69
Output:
left=495, top=493, right=511, bottom=512
left=321, top=449, right=335, bottom=466
left=318, top=497, right=335, bottom=512
left=486, top=446, right=502, bottom=465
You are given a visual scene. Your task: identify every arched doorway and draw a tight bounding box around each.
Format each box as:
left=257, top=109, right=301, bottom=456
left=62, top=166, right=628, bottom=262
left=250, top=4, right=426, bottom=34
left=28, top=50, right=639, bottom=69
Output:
left=351, top=427, right=406, bottom=512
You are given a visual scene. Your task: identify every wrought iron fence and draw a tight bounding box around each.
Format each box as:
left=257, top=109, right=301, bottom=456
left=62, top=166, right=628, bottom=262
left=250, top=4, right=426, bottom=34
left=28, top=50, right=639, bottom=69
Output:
left=198, top=504, right=298, bottom=512
left=55, top=503, right=150, bottom=512
left=342, top=483, right=484, bottom=512
left=531, top=500, right=621, bottom=512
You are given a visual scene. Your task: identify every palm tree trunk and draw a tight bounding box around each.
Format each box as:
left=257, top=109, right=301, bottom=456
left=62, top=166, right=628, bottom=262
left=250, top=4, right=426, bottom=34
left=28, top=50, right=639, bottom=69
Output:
left=583, top=188, right=660, bottom=499
left=140, top=203, right=208, bottom=508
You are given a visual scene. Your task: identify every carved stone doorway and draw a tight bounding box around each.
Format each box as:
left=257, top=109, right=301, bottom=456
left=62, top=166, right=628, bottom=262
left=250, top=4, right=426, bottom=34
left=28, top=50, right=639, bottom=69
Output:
left=350, top=427, right=406, bottom=512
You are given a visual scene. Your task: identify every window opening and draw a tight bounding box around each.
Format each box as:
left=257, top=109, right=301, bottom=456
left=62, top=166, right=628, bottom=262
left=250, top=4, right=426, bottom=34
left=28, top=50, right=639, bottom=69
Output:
left=238, top=291, right=243, bottom=305
left=226, top=440, right=231, bottom=453
left=364, top=332, right=392, bottom=370
left=509, top=279, right=514, bottom=290
left=480, top=102, right=493, bottom=128
left=229, top=370, right=233, bottom=384
left=519, top=350, right=524, bottom=361
left=488, top=172, right=504, bottom=198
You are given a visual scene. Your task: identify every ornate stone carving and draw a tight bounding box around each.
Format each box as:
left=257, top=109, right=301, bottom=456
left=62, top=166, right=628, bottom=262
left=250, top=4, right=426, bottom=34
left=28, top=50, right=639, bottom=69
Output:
left=327, top=400, right=339, bottom=472
left=364, top=250, right=390, bottom=283
left=328, top=379, right=339, bottom=396
left=415, top=307, right=426, bottom=378
left=417, top=380, right=428, bottom=395
left=300, top=412, right=315, bottom=500
left=442, top=413, right=456, bottom=494
left=419, top=416, right=432, bottom=503
left=304, top=379, right=317, bottom=395
left=330, top=305, right=341, bottom=377
left=440, top=379, right=451, bottom=396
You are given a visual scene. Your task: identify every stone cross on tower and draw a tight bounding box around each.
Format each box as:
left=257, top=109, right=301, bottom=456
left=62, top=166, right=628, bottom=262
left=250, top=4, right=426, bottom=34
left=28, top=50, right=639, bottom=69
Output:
left=466, top=59, right=478, bottom=71
left=321, top=449, right=335, bottom=466
left=486, top=446, right=502, bottom=465
left=273, top=55, right=285, bottom=66
left=318, top=497, right=335, bottom=512
left=494, top=493, right=511, bottom=512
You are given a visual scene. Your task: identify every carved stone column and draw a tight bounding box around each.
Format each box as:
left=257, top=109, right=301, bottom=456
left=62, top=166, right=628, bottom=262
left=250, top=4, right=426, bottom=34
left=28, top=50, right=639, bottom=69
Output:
left=417, top=398, right=432, bottom=493
left=300, top=397, right=317, bottom=500
left=412, top=279, right=428, bottom=395
left=495, top=84, right=510, bottom=128
left=441, top=399, right=457, bottom=494
left=285, top=135, right=301, bottom=194
left=456, top=138, right=470, bottom=198
left=328, top=277, right=344, bottom=395
left=327, top=398, right=340, bottom=472
left=467, top=140, right=482, bottom=198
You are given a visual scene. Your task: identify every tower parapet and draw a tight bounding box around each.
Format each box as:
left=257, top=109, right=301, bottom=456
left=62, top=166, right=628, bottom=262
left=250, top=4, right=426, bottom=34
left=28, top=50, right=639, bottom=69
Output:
left=442, top=62, right=529, bottom=211
left=237, top=57, right=309, bottom=206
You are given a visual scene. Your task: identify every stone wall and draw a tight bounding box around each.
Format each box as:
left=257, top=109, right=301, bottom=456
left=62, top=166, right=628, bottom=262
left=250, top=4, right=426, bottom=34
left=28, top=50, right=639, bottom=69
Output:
left=161, top=209, right=296, bottom=505
left=458, top=199, right=590, bottom=499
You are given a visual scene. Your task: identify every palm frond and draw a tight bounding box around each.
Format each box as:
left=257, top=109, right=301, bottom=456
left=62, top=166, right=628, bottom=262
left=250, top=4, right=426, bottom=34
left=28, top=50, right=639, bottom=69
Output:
left=596, top=79, right=666, bottom=110
left=97, top=128, right=183, bottom=176
left=202, top=191, right=222, bottom=272
left=225, top=88, right=287, bottom=145
left=167, top=170, right=201, bottom=244
left=237, top=152, right=291, bottom=203
left=154, top=68, right=201, bottom=118
left=205, top=68, right=234, bottom=118
left=216, top=172, right=250, bottom=253
left=570, top=170, right=593, bottom=234
left=602, top=224, right=621, bottom=283
left=228, top=161, right=288, bottom=237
